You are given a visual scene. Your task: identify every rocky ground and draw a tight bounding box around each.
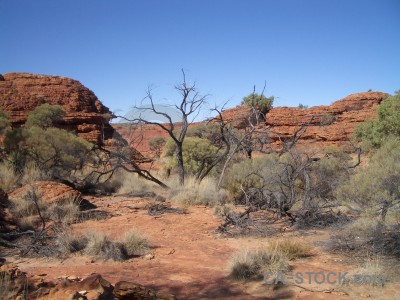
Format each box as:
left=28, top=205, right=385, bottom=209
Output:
left=2, top=195, right=399, bottom=299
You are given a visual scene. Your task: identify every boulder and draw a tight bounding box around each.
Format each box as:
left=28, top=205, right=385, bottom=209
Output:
left=8, top=181, right=81, bottom=204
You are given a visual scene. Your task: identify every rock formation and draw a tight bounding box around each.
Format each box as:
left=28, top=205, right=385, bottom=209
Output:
left=0, top=265, right=176, bottom=300
left=0, top=73, right=115, bottom=145
left=115, top=91, right=388, bottom=158
left=222, top=91, right=388, bottom=150
left=8, top=181, right=81, bottom=205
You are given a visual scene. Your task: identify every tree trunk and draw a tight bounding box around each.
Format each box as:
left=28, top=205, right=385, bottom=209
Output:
left=176, top=144, right=185, bottom=185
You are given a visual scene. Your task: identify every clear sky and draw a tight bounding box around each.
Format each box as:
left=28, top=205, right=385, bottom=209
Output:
left=1, top=0, right=399, bottom=119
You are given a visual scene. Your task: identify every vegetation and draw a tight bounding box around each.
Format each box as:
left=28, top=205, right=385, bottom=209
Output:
left=355, top=92, right=400, bottom=148
left=336, top=137, right=400, bottom=222
left=241, top=93, right=274, bottom=115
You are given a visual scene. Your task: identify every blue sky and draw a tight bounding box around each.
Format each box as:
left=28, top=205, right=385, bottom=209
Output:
left=1, top=0, right=399, bottom=119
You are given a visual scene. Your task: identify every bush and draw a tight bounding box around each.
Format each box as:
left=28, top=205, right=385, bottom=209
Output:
left=0, top=162, right=19, bottom=192
left=9, top=188, right=45, bottom=219
left=336, top=138, right=400, bottom=222
left=267, top=239, right=311, bottom=260
left=169, top=176, right=227, bottom=207
left=354, top=92, right=399, bottom=148
left=241, top=93, right=274, bottom=115
left=45, top=197, right=80, bottom=224
left=55, top=228, right=88, bottom=254
left=121, top=231, right=148, bottom=256
left=223, top=154, right=281, bottom=203
left=320, top=113, right=336, bottom=126
left=229, top=248, right=289, bottom=280
left=25, top=103, right=65, bottom=129
left=162, top=137, right=220, bottom=176
left=84, top=232, right=127, bottom=261
left=116, top=172, right=157, bottom=195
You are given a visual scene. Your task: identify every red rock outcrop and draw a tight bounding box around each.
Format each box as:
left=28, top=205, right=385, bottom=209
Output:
left=0, top=73, right=114, bottom=145
left=115, top=92, right=388, bottom=158
left=222, top=91, right=388, bottom=150
left=8, top=181, right=81, bottom=205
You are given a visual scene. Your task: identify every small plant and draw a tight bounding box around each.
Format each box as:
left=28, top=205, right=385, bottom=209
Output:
left=117, top=172, right=156, bottom=195
left=169, top=176, right=227, bottom=207
left=320, top=113, right=336, bottom=126
left=267, top=239, right=311, bottom=260
left=0, top=162, right=19, bottom=192
left=84, top=232, right=127, bottom=261
left=55, top=227, right=87, bottom=255
left=229, top=248, right=289, bottom=280
left=46, top=197, right=80, bottom=224
left=121, top=231, right=148, bottom=256
left=298, top=103, right=309, bottom=109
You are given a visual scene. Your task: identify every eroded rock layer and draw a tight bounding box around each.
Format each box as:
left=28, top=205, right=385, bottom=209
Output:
left=0, top=73, right=115, bottom=145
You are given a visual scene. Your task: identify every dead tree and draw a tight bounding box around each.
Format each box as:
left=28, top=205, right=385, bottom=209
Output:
left=122, top=70, right=207, bottom=185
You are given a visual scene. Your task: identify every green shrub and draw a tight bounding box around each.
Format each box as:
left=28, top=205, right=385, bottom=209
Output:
left=354, top=92, right=399, bottom=148
left=223, top=154, right=281, bottom=203
left=162, top=137, right=220, bottom=176
left=25, top=103, right=65, bottom=128
left=336, top=138, right=400, bottom=221
left=241, top=93, right=274, bottom=115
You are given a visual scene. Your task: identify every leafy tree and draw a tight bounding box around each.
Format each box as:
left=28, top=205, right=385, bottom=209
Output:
left=241, top=93, right=274, bottom=115
left=4, top=105, right=93, bottom=181
left=25, top=104, right=65, bottom=128
left=354, top=92, right=400, bottom=148
left=162, top=136, right=219, bottom=176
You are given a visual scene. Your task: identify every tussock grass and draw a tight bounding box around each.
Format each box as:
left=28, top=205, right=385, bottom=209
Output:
left=45, top=196, right=80, bottom=224
left=121, top=231, right=148, bottom=256
left=267, top=239, right=312, bottom=260
left=169, top=176, right=227, bottom=207
left=55, top=228, right=87, bottom=254
left=229, top=248, right=289, bottom=280
left=84, top=232, right=127, bottom=261
left=82, top=230, right=149, bottom=261
left=0, top=162, right=19, bottom=192
left=117, top=172, right=157, bottom=195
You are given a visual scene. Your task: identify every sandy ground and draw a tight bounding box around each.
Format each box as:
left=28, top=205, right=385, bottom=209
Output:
left=3, top=195, right=400, bottom=299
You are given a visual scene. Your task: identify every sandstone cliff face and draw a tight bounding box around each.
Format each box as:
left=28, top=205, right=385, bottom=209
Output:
left=115, top=92, right=387, bottom=159
left=0, top=73, right=114, bottom=145
left=221, top=91, right=388, bottom=150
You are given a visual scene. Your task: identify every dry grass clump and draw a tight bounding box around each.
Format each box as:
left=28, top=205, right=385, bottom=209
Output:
left=169, top=176, right=227, bottom=207
left=267, top=239, right=312, bottom=260
left=0, top=162, right=19, bottom=192
left=55, top=228, right=88, bottom=255
left=117, top=172, right=157, bottom=195
left=121, top=231, right=148, bottom=256
left=9, top=189, right=45, bottom=219
left=45, top=197, right=80, bottom=224
left=229, top=239, right=312, bottom=280
left=229, top=248, right=289, bottom=280
left=82, top=230, right=149, bottom=261
left=21, top=162, right=48, bottom=185
left=84, top=232, right=127, bottom=261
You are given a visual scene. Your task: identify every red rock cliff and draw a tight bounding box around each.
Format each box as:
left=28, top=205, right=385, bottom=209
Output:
left=115, top=92, right=388, bottom=159
left=222, top=91, right=388, bottom=150
left=0, top=73, right=115, bottom=145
